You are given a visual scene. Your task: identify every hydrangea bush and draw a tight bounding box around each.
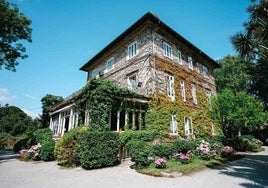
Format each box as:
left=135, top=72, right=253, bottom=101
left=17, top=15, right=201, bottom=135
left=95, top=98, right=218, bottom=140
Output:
left=196, top=140, right=217, bottom=160
left=154, top=157, right=167, bottom=168
left=175, top=150, right=194, bottom=164
left=19, top=143, right=42, bottom=161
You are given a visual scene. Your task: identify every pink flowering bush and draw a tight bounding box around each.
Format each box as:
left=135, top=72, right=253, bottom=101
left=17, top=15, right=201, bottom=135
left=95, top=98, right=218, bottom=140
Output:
left=221, top=146, right=234, bottom=156
left=19, top=143, right=42, bottom=161
left=175, top=150, right=194, bottom=164
left=196, top=140, right=217, bottom=160
left=154, top=157, right=167, bottom=168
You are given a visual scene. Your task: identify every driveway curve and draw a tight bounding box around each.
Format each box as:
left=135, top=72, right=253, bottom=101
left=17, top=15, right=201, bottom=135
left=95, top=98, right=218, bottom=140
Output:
left=0, top=147, right=267, bottom=188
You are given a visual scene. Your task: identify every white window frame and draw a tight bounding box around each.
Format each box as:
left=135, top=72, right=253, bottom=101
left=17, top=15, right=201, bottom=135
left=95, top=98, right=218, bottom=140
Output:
left=105, top=57, right=114, bottom=73
left=170, top=114, right=177, bottom=134
left=206, top=90, right=212, bottom=107
left=184, top=117, right=193, bottom=135
left=188, top=56, right=193, bottom=70
left=167, top=75, right=175, bottom=101
left=191, top=84, right=197, bottom=104
left=177, top=50, right=183, bottom=64
left=163, top=42, right=172, bottom=59
left=180, top=80, right=186, bottom=101
left=128, top=41, right=137, bottom=59
left=91, top=69, right=99, bottom=79
left=128, top=75, right=137, bottom=91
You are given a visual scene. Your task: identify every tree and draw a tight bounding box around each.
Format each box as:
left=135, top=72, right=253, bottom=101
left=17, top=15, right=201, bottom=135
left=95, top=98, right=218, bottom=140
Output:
left=231, top=0, right=268, bottom=109
left=0, top=0, right=32, bottom=71
left=214, top=55, right=251, bottom=93
left=41, top=94, right=63, bottom=128
left=0, top=105, right=37, bottom=136
left=211, top=89, right=267, bottom=142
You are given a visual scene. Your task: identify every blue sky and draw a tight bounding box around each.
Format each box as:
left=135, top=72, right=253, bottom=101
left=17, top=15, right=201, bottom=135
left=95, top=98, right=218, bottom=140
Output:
left=0, top=0, right=250, bottom=118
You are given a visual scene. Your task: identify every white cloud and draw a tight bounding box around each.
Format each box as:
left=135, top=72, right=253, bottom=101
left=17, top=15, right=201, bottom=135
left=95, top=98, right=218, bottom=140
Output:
left=22, top=108, right=40, bottom=119
left=0, top=88, right=17, bottom=103
left=25, top=94, right=40, bottom=101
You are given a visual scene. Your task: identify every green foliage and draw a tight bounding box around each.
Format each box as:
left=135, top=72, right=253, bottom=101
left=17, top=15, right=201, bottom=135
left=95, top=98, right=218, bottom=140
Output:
left=172, top=140, right=196, bottom=154
left=215, top=55, right=251, bottom=93
left=40, top=139, right=55, bottom=161
left=235, top=135, right=263, bottom=152
left=119, top=130, right=155, bottom=147
left=0, top=133, right=18, bottom=150
left=231, top=0, right=268, bottom=109
left=54, top=126, right=86, bottom=166
left=78, top=129, right=119, bottom=169
left=75, top=79, right=134, bottom=130
left=0, top=105, right=38, bottom=136
left=126, top=140, right=152, bottom=169
left=0, top=0, right=32, bottom=71
left=41, top=94, right=63, bottom=128
left=33, top=128, right=53, bottom=144
left=153, top=144, right=173, bottom=159
left=211, top=89, right=267, bottom=142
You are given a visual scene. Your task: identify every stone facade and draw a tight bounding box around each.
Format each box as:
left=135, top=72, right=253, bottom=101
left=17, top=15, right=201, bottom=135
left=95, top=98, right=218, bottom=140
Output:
left=49, top=12, right=218, bottom=137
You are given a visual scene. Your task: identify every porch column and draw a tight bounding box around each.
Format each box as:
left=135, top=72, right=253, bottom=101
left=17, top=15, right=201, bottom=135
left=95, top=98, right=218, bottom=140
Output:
left=132, top=111, right=136, bottom=130
left=138, top=112, right=142, bottom=130
left=125, top=112, right=128, bottom=129
left=117, top=110, right=120, bottom=132
left=69, top=108, right=74, bottom=131
left=57, top=113, right=62, bottom=135
left=49, top=116, right=53, bottom=131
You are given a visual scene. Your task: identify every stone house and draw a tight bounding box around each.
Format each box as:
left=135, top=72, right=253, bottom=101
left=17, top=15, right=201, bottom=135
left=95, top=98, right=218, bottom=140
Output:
left=49, top=12, right=219, bottom=137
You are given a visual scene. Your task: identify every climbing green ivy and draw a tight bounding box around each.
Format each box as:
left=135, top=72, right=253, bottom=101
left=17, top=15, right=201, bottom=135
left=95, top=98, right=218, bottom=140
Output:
left=74, top=79, right=134, bottom=131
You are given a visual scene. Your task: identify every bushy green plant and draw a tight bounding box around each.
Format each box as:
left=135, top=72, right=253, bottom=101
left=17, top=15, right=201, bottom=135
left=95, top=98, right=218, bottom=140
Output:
left=78, top=130, right=119, bottom=169
left=0, top=133, right=18, bottom=150
left=33, top=128, right=53, bottom=144
left=153, top=144, right=173, bottom=159
left=119, top=130, right=155, bottom=147
left=126, top=140, right=152, bottom=169
left=40, top=138, right=55, bottom=161
left=235, top=135, right=263, bottom=152
left=172, top=140, right=196, bottom=154
left=54, top=126, right=86, bottom=166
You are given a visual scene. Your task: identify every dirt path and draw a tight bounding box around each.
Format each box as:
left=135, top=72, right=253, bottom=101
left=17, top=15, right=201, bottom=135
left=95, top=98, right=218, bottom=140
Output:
left=0, top=147, right=267, bottom=188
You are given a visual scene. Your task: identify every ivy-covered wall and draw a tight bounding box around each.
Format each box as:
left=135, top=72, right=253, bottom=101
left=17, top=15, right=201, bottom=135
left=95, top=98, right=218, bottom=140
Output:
left=145, top=57, right=220, bottom=140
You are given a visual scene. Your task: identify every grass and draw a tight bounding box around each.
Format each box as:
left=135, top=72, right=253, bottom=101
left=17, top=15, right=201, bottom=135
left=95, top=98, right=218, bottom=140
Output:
left=138, top=154, right=244, bottom=177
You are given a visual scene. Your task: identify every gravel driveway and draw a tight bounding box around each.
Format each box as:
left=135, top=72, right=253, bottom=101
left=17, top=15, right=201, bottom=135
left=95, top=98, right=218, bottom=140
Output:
left=0, top=147, right=267, bottom=188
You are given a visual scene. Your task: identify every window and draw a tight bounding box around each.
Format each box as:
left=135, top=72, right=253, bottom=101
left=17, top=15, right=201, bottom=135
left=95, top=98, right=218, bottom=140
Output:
left=191, top=84, right=197, bottom=104
left=202, top=65, right=209, bottom=77
left=167, top=75, right=175, bottom=101
left=211, top=123, right=215, bottom=135
left=188, top=56, right=193, bottom=70
left=105, top=58, right=114, bottom=72
left=163, top=42, right=172, bottom=58
left=180, top=80, right=186, bottom=101
left=184, top=117, right=193, bottom=135
left=177, top=50, right=183, bottom=64
left=128, top=41, right=137, bottom=59
left=128, top=75, right=137, bottom=91
left=170, top=114, right=177, bottom=134
left=91, top=69, right=99, bottom=79
left=206, top=90, right=212, bottom=107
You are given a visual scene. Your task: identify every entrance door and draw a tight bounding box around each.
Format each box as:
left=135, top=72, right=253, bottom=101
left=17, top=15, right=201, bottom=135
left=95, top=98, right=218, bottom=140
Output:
left=64, top=117, right=70, bottom=133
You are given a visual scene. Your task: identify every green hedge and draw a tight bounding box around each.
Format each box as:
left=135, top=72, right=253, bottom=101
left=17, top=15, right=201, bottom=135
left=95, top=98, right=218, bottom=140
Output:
left=40, top=138, right=55, bottom=161
left=78, top=130, right=119, bottom=169
left=54, top=126, right=86, bottom=166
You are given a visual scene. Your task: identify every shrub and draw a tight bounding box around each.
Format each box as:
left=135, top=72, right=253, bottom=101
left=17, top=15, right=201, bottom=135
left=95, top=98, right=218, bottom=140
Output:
left=154, top=157, right=167, bottom=168
left=126, top=140, right=152, bottom=169
left=153, top=144, right=173, bottom=159
left=40, top=139, right=55, bottom=161
left=172, top=140, right=196, bottom=154
left=0, top=133, right=18, bottom=150
left=119, top=130, right=155, bottom=147
left=33, top=128, right=53, bottom=144
left=78, top=130, right=119, bottom=170
left=54, top=126, right=86, bottom=166
left=235, top=135, right=263, bottom=152
left=19, top=143, right=42, bottom=161
left=175, top=150, right=194, bottom=164
left=221, top=146, right=235, bottom=157
left=196, top=140, right=217, bottom=160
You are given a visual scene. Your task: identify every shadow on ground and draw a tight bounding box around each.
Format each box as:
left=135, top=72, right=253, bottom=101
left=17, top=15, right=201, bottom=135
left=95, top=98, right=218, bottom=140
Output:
left=210, top=154, right=268, bottom=188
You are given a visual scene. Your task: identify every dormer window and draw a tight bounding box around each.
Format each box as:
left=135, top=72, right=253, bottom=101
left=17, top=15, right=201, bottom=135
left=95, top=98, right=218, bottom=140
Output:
left=91, top=69, right=99, bottom=79
left=188, top=56, right=193, bottom=70
left=163, top=42, right=172, bottom=58
left=128, top=41, right=137, bottom=59
left=128, top=75, right=137, bottom=91
left=105, top=57, right=114, bottom=72
left=177, top=50, right=183, bottom=64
